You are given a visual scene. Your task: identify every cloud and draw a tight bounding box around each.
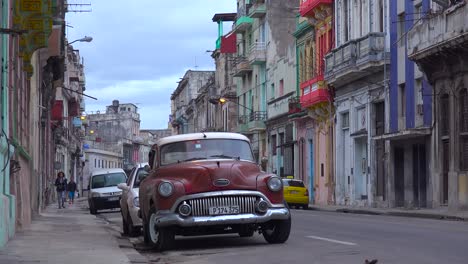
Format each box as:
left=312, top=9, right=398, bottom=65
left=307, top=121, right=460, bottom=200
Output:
left=66, top=0, right=236, bottom=128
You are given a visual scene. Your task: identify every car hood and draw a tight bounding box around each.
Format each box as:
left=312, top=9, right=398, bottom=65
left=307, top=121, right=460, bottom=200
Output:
left=156, top=160, right=261, bottom=194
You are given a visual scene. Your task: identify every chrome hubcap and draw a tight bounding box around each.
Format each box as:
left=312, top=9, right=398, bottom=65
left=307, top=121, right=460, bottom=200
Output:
left=149, top=213, right=159, bottom=244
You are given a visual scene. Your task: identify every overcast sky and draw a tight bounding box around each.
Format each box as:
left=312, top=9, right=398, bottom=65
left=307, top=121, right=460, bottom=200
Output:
left=65, top=1, right=236, bottom=129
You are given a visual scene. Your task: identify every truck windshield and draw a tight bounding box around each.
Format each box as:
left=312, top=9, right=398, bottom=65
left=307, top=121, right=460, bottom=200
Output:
left=91, top=173, right=127, bottom=189
left=160, top=139, right=254, bottom=166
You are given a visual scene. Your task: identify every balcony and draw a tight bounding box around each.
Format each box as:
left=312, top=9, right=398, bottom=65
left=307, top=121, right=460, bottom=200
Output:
left=325, top=32, right=388, bottom=87
left=248, top=1, right=266, bottom=18
left=233, top=57, right=253, bottom=77
left=248, top=111, right=267, bottom=132
left=234, top=16, right=253, bottom=33
left=237, top=115, right=249, bottom=133
left=300, top=77, right=330, bottom=109
left=248, top=42, right=266, bottom=65
left=288, top=96, right=302, bottom=114
left=299, top=0, right=332, bottom=18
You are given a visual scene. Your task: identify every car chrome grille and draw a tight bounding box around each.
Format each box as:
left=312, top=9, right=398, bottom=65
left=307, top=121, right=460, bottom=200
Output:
left=186, top=195, right=258, bottom=216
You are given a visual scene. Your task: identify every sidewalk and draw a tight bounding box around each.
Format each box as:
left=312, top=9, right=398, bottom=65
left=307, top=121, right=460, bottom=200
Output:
left=309, top=203, right=468, bottom=221
left=0, top=198, right=148, bottom=264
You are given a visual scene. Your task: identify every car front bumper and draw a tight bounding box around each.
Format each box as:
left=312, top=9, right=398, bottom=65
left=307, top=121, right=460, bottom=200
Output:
left=90, top=196, right=121, bottom=210
left=129, top=205, right=142, bottom=226
left=152, top=207, right=290, bottom=228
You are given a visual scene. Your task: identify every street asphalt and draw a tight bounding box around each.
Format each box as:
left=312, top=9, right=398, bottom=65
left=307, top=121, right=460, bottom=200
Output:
left=98, top=207, right=468, bottom=264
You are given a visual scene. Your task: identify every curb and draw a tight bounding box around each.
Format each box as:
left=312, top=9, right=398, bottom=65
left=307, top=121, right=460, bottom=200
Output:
left=309, top=205, right=468, bottom=222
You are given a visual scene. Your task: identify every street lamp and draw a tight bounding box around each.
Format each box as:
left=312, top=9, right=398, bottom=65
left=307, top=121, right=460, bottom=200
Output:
left=68, top=36, right=93, bottom=45
left=217, top=97, right=253, bottom=112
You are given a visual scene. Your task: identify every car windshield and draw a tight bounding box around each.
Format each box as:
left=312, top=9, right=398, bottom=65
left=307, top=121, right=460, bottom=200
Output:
left=283, top=180, right=305, bottom=188
left=91, top=172, right=127, bottom=188
left=133, top=168, right=148, bottom=188
left=160, top=139, right=254, bottom=166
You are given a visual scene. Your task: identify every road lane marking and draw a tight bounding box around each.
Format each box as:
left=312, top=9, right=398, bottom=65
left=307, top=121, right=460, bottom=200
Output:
left=306, top=235, right=357, bottom=246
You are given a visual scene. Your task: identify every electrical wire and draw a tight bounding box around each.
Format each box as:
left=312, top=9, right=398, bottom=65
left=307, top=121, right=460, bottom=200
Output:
left=1, top=128, right=11, bottom=173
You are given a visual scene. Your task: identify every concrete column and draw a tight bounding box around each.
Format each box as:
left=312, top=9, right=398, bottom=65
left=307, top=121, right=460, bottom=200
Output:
left=404, top=144, right=414, bottom=208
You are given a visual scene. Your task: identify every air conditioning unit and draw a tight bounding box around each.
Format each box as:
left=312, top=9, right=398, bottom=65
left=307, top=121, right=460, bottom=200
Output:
left=416, top=104, right=424, bottom=115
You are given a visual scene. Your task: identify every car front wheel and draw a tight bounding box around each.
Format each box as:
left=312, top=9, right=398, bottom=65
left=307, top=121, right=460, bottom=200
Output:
left=145, top=206, right=175, bottom=251
left=262, top=217, right=291, bottom=244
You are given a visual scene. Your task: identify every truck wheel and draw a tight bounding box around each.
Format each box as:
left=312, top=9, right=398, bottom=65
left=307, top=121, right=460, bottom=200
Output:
left=262, top=217, right=291, bottom=244
left=145, top=206, right=175, bottom=251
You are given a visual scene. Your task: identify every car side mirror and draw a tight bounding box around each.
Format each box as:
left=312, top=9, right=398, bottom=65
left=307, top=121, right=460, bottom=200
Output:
left=117, top=183, right=130, bottom=191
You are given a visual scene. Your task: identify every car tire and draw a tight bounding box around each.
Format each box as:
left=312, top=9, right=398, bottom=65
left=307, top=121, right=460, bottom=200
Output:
left=127, top=212, right=139, bottom=237
left=122, top=211, right=129, bottom=235
left=89, top=203, right=97, bottom=215
left=145, top=206, right=175, bottom=251
left=262, top=217, right=291, bottom=244
left=302, top=204, right=309, bottom=210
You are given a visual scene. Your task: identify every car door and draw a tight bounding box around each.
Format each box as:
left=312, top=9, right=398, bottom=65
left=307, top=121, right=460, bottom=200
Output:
left=121, top=167, right=136, bottom=217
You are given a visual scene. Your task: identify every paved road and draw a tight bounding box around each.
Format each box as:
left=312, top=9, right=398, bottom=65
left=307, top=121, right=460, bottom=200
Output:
left=97, top=208, right=468, bottom=264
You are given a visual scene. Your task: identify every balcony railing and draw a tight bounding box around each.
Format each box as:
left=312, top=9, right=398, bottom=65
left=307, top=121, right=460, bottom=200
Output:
left=288, top=96, right=302, bottom=114
left=299, top=0, right=332, bottom=17
left=248, top=111, right=267, bottom=132
left=248, top=42, right=266, bottom=65
left=233, top=57, right=253, bottom=77
left=325, top=32, right=388, bottom=86
left=248, top=0, right=266, bottom=18
left=300, top=76, right=330, bottom=109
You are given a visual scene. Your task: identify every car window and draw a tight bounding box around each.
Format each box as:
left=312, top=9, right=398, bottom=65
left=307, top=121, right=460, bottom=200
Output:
left=133, top=168, right=149, bottom=188
left=160, top=139, right=254, bottom=166
left=284, top=180, right=305, bottom=188
left=127, top=167, right=136, bottom=185
left=91, top=172, right=127, bottom=189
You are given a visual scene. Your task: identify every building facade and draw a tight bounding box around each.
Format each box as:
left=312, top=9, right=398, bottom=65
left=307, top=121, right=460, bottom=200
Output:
left=407, top=0, right=468, bottom=210
left=298, top=0, right=335, bottom=205
left=325, top=0, right=389, bottom=207
left=170, top=70, right=215, bottom=134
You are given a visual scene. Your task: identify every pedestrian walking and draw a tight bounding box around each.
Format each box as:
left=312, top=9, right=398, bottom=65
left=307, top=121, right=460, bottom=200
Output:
left=67, top=178, right=77, bottom=204
left=54, top=171, right=68, bottom=209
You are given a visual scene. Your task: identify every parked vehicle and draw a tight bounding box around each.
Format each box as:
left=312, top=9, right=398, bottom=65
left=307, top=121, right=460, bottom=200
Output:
left=117, top=163, right=149, bottom=236
left=139, top=132, right=291, bottom=251
left=282, top=178, right=309, bottom=209
left=87, top=168, right=127, bottom=214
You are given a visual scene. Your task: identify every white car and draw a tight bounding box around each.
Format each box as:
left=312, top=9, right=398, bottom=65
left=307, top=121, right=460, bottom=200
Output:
left=118, top=163, right=149, bottom=236
left=88, top=168, right=127, bottom=215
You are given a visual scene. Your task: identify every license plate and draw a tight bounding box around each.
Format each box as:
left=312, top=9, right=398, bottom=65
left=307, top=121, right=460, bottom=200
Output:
left=209, top=206, right=240, bottom=215
left=290, top=190, right=299, bottom=194
left=108, top=197, right=119, bottom=201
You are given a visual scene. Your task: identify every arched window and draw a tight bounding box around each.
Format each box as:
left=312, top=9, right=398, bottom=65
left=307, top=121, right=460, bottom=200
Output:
left=309, top=42, right=315, bottom=79
left=460, top=88, right=468, bottom=170
left=299, top=52, right=304, bottom=83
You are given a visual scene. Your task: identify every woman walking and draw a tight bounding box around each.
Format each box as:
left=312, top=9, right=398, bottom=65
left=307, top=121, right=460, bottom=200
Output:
left=54, top=171, right=67, bottom=209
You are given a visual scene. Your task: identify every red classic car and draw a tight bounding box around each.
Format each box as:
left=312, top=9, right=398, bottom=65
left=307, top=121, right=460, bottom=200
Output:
left=138, top=132, right=291, bottom=251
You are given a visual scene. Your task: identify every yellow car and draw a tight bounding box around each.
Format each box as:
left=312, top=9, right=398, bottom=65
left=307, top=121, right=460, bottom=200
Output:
left=282, top=178, right=309, bottom=209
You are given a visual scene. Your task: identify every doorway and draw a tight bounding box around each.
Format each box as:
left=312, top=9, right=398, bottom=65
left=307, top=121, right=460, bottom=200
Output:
left=309, top=139, right=314, bottom=203
left=412, top=144, right=427, bottom=208
left=394, top=147, right=405, bottom=207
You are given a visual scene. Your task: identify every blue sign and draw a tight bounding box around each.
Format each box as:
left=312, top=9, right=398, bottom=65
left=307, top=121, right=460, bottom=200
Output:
left=72, top=117, right=82, bottom=127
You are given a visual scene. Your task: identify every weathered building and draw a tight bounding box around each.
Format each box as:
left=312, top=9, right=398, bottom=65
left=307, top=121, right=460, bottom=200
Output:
left=291, top=11, right=316, bottom=203
left=232, top=0, right=298, bottom=169
left=85, top=100, right=143, bottom=174
left=210, top=13, right=238, bottom=133
left=82, top=148, right=122, bottom=192
left=170, top=70, right=215, bottom=134
left=325, top=0, right=389, bottom=207
left=298, top=0, right=335, bottom=205
left=407, top=0, right=468, bottom=210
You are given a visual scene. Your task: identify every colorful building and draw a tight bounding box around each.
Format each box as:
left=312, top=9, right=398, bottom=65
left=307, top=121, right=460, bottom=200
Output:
left=297, top=0, right=335, bottom=205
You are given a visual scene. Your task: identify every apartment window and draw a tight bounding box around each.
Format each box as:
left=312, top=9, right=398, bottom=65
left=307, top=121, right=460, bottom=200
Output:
left=279, top=133, right=285, bottom=155
left=94, top=159, right=96, bottom=168
left=270, top=83, right=275, bottom=99
left=399, top=84, right=406, bottom=117
left=375, top=102, right=385, bottom=136
left=342, top=112, right=350, bottom=129
left=398, top=12, right=405, bottom=47
left=415, top=4, right=422, bottom=21
left=279, top=79, right=284, bottom=97
left=343, top=0, right=349, bottom=42
left=272, top=134, right=277, bottom=155
left=441, top=94, right=449, bottom=137
left=460, top=89, right=468, bottom=170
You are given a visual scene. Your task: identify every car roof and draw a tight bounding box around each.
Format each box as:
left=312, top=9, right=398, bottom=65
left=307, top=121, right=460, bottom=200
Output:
left=156, top=132, right=250, bottom=146
left=91, top=168, right=126, bottom=176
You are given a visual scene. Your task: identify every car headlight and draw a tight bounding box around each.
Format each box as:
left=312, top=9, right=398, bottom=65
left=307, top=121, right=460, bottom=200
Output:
left=267, top=176, right=282, bottom=192
left=158, top=181, right=174, bottom=197
left=133, top=197, right=139, bottom=207
left=91, top=192, right=101, bottom=198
